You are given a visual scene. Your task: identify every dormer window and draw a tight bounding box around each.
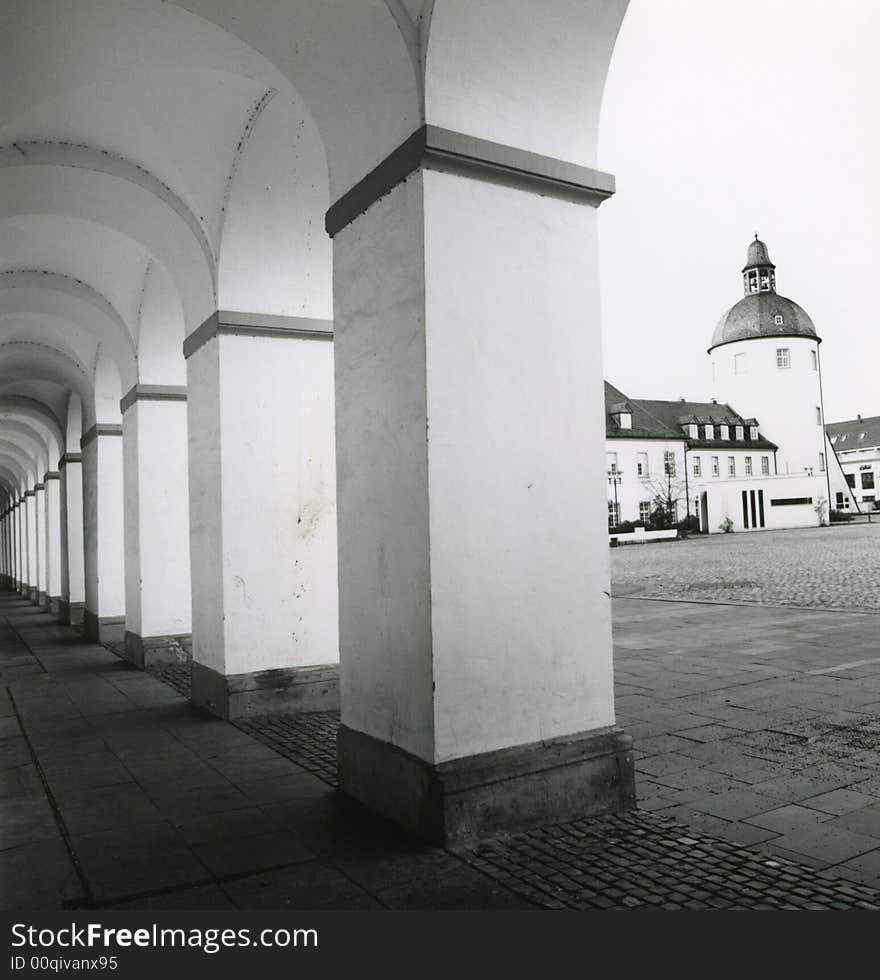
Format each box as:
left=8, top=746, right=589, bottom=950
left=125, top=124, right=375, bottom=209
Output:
left=705, top=425, right=714, bottom=440
left=735, top=425, right=744, bottom=440
left=687, top=423, right=698, bottom=438
left=719, top=424, right=729, bottom=440
left=774, top=314, right=784, bottom=326
left=616, top=411, right=632, bottom=430
left=749, top=425, right=759, bottom=440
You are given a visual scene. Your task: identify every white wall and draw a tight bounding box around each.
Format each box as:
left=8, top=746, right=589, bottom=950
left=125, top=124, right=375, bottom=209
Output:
left=712, top=336, right=826, bottom=477
left=705, top=473, right=827, bottom=533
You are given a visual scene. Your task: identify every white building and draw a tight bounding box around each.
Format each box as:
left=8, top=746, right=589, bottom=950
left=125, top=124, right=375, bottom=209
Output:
left=607, top=237, right=831, bottom=534
left=826, top=415, right=880, bottom=513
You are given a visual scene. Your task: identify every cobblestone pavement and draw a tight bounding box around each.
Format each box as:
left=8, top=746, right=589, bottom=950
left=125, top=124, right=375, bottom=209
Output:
left=611, top=523, right=880, bottom=610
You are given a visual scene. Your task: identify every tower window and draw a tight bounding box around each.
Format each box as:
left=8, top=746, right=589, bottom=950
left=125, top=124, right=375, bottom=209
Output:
left=734, top=353, right=747, bottom=374
left=820, top=453, right=826, bottom=473
left=815, top=407, right=822, bottom=425
left=811, top=350, right=818, bottom=371
left=774, top=314, right=784, bottom=326
left=776, top=348, right=790, bottom=369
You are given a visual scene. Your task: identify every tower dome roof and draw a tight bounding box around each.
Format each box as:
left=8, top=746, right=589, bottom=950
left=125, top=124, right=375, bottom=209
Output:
left=710, top=292, right=819, bottom=351
left=743, top=235, right=775, bottom=272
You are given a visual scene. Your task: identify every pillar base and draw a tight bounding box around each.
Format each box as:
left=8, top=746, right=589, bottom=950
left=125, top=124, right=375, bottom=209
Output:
left=49, top=596, right=61, bottom=617
left=83, top=609, right=125, bottom=644
left=38, top=591, right=49, bottom=610
left=191, top=661, right=339, bottom=719
left=58, top=600, right=85, bottom=626
left=28, top=587, right=38, bottom=603
left=123, top=631, right=192, bottom=670
left=337, top=724, right=636, bottom=845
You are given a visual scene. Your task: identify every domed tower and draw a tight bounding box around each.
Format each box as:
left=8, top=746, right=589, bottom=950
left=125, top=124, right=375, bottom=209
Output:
left=710, top=236, right=827, bottom=478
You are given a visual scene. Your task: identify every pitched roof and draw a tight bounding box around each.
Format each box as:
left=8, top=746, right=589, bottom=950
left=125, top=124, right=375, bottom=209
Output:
left=625, top=396, right=778, bottom=451
left=826, top=415, right=880, bottom=451
left=604, top=382, right=680, bottom=440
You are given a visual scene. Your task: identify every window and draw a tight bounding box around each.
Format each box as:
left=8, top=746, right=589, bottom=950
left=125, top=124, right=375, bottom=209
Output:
left=761, top=456, right=770, bottom=475
left=670, top=501, right=678, bottom=523
left=774, top=314, right=784, bottom=326
left=608, top=501, right=620, bottom=529
left=771, top=497, right=813, bottom=507
left=734, top=353, right=747, bottom=374
left=687, top=422, right=698, bottom=438
left=749, top=425, right=759, bottom=440
left=607, top=452, right=618, bottom=475
left=664, top=451, right=676, bottom=477
left=735, top=425, right=744, bottom=440
left=711, top=456, right=720, bottom=477
left=728, top=456, right=736, bottom=477
left=719, top=424, right=729, bottom=440
left=819, top=453, right=826, bottom=473
left=704, top=425, right=714, bottom=440
left=816, top=407, right=822, bottom=425
left=863, top=495, right=876, bottom=504
left=692, top=456, right=701, bottom=477
left=776, top=348, right=790, bottom=369
left=836, top=492, right=845, bottom=508
left=811, top=350, right=818, bottom=371
left=745, top=456, right=753, bottom=475
left=846, top=473, right=856, bottom=489
left=636, top=452, right=649, bottom=478
left=617, top=411, right=632, bottom=430
left=862, top=471, right=875, bottom=490
left=639, top=501, right=651, bottom=524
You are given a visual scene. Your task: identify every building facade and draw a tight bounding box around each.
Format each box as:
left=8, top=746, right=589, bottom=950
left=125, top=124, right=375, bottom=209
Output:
left=826, top=415, right=880, bottom=512
left=607, top=237, right=831, bottom=533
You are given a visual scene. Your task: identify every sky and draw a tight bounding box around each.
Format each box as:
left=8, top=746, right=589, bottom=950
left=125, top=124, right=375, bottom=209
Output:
left=597, top=0, right=879, bottom=423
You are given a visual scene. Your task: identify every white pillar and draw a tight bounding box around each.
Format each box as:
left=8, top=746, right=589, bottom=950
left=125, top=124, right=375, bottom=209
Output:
left=24, top=490, right=37, bottom=601
left=81, top=426, right=125, bottom=643
left=59, top=454, right=86, bottom=625
left=44, top=472, right=62, bottom=614
left=14, top=502, right=23, bottom=592
left=121, top=388, right=192, bottom=668
left=34, top=484, right=47, bottom=607
left=18, top=500, right=27, bottom=595
left=186, top=313, right=338, bottom=718
left=330, top=134, right=633, bottom=841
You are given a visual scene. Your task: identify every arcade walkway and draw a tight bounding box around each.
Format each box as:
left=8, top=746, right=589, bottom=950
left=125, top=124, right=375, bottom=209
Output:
left=2, top=592, right=879, bottom=911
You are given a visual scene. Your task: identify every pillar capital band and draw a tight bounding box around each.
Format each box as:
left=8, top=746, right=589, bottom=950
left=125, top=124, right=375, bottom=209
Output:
left=80, top=424, right=123, bottom=449
left=24, top=490, right=35, bottom=498
left=325, top=125, right=617, bottom=238
left=184, top=310, right=334, bottom=361
left=58, top=453, right=83, bottom=468
left=43, top=472, right=60, bottom=482
left=34, top=482, right=45, bottom=491
left=120, top=384, right=188, bottom=414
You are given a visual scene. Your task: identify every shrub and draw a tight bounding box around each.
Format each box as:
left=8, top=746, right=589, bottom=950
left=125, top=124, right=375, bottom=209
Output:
left=677, top=515, right=701, bottom=535
left=718, top=516, right=734, bottom=533
left=829, top=509, right=853, bottom=523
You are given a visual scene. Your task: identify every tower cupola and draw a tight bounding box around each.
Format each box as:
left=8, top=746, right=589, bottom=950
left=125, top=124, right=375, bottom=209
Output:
left=742, top=235, right=776, bottom=295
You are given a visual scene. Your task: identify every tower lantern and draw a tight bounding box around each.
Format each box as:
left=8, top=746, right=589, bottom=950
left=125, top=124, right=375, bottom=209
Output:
left=742, top=235, right=776, bottom=296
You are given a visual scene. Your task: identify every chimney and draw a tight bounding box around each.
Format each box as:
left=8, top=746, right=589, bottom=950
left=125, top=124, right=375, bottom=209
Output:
left=857, top=414, right=862, bottom=422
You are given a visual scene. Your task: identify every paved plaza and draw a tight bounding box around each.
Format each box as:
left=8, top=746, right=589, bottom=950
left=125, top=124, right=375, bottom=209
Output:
left=3, top=525, right=880, bottom=910
left=612, top=522, right=880, bottom=610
